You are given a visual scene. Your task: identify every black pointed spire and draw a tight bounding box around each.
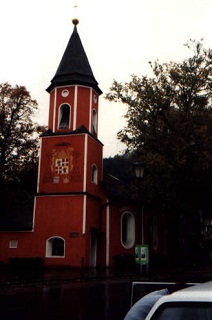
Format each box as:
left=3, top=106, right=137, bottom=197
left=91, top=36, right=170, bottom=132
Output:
left=47, top=21, right=102, bottom=94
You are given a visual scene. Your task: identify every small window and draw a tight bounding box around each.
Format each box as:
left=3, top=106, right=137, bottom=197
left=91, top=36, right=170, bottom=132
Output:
left=46, top=237, right=65, bottom=257
left=59, top=104, right=70, bottom=129
left=9, top=240, right=18, bottom=248
left=62, top=89, right=69, bottom=97
left=92, top=109, right=97, bottom=134
left=91, top=164, right=98, bottom=184
left=121, top=212, right=135, bottom=249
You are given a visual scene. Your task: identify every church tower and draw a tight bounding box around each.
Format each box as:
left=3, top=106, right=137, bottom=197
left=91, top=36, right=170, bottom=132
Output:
left=0, top=19, right=170, bottom=269
left=34, top=20, right=104, bottom=267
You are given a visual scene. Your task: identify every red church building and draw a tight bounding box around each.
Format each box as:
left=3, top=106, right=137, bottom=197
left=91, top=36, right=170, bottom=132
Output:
left=0, top=20, right=166, bottom=269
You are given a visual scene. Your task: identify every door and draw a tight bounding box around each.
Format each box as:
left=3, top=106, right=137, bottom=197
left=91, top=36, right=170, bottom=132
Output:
left=90, top=236, right=97, bottom=267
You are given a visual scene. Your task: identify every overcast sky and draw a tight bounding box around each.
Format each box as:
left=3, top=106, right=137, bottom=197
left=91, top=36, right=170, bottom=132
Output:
left=1, top=0, right=212, bottom=157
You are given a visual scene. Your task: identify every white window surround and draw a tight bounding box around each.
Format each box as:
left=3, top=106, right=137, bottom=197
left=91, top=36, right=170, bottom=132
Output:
left=46, top=236, right=65, bottom=258
left=121, top=211, right=135, bottom=249
left=61, top=89, right=69, bottom=97
left=9, top=240, right=18, bottom=248
left=91, top=164, right=98, bottom=184
left=58, top=104, right=71, bottom=129
left=92, top=109, right=97, bottom=134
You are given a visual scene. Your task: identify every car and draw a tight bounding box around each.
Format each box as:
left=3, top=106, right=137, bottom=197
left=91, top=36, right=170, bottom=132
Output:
left=145, top=281, right=212, bottom=320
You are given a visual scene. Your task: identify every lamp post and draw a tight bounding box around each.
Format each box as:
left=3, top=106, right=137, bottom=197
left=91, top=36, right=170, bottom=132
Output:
left=133, top=161, right=145, bottom=180
left=133, top=162, right=144, bottom=244
left=133, top=161, right=148, bottom=273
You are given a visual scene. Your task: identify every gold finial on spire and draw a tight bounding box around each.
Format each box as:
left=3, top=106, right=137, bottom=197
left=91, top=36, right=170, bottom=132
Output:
left=72, top=2, right=79, bottom=26
left=72, top=18, right=79, bottom=26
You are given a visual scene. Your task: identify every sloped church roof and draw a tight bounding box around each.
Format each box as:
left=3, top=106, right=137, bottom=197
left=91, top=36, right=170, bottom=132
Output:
left=47, top=21, right=102, bottom=95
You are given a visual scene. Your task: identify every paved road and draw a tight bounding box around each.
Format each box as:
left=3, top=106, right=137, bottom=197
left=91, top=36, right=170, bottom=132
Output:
left=0, top=264, right=212, bottom=320
left=0, top=279, right=131, bottom=320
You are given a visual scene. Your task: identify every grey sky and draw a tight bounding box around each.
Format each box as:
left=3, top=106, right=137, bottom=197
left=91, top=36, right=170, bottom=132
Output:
left=0, top=0, right=212, bottom=157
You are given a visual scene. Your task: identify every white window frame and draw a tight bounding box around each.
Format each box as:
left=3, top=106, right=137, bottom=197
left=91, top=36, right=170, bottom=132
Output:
left=121, top=211, right=135, bottom=249
left=92, top=109, right=97, bottom=134
left=9, top=240, right=18, bottom=248
left=58, top=104, right=71, bottom=129
left=46, top=236, right=65, bottom=258
left=91, top=164, right=98, bottom=184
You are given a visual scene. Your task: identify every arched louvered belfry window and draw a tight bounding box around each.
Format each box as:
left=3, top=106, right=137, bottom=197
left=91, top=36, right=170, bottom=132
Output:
left=59, top=104, right=70, bottom=129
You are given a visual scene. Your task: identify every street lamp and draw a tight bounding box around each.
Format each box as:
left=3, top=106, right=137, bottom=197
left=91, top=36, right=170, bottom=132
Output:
left=133, top=161, right=148, bottom=273
left=133, top=161, right=145, bottom=245
left=133, top=161, right=145, bottom=179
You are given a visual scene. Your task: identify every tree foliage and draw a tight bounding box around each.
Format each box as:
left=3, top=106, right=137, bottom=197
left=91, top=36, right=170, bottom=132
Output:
left=106, top=40, right=212, bottom=214
left=0, top=82, right=45, bottom=183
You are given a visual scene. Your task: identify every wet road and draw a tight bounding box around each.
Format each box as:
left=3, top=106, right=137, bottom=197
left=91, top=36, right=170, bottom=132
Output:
left=0, top=265, right=208, bottom=320
left=0, top=279, right=131, bottom=320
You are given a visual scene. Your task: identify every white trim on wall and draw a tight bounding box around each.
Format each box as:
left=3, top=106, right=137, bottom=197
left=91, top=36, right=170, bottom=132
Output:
left=106, top=202, right=110, bottom=267
left=53, top=88, right=57, bottom=132
left=89, top=88, right=92, bottom=132
left=83, top=134, right=88, bottom=193
left=73, top=85, right=78, bottom=130
left=37, top=139, right=42, bottom=193
left=82, top=194, right=86, bottom=235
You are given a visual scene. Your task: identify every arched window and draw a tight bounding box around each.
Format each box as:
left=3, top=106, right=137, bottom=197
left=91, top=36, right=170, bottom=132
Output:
left=59, top=104, right=70, bottom=129
left=46, top=237, right=65, bottom=257
left=92, top=109, right=97, bottom=134
left=91, top=164, right=98, bottom=184
left=121, top=212, right=135, bottom=249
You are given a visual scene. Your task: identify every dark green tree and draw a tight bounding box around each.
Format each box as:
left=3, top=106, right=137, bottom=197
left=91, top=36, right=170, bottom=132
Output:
left=106, top=41, right=212, bottom=256
left=0, top=83, right=45, bottom=215
left=0, top=82, right=44, bottom=183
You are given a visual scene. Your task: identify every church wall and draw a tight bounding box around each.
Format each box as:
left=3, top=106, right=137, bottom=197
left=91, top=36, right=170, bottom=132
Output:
left=0, top=194, right=88, bottom=267
left=38, top=134, right=86, bottom=194
left=76, top=86, right=91, bottom=130
left=108, top=204, right=136, bottom=266
left=0, top=233, right=35, bottom=264
left=34, top=195, right=87, bottom=267
left=83, top=196, right=102, bottom=266
left=86, top=135, right=103, bottom=197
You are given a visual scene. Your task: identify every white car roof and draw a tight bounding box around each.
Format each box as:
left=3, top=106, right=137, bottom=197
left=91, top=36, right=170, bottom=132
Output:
left=167, top=281, right=212, bottom=301
left=145, top=281, right=212, bottom=320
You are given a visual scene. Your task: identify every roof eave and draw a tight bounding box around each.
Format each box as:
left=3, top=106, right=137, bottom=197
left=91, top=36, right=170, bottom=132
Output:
left=46, top=79, right=102, bottom=95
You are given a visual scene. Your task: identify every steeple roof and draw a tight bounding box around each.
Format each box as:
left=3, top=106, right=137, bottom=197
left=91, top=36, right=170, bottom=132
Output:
left=47, top=23, right=102, bottom=94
